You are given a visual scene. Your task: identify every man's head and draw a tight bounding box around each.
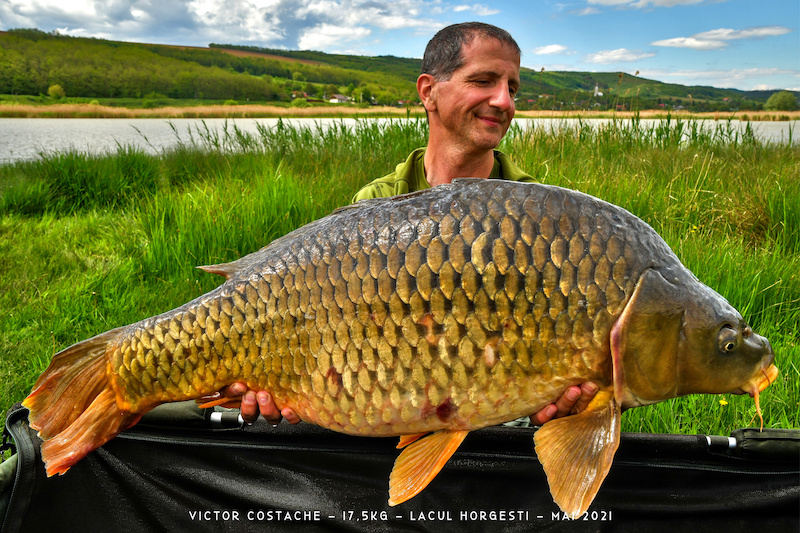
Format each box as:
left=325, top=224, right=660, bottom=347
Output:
left=417, top=22, right=521, bottom=159
left=421, top=22, right=521, bottom=81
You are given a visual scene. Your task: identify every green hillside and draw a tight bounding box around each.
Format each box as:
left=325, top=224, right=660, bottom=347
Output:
left=0, top=28, right=791, bottom=112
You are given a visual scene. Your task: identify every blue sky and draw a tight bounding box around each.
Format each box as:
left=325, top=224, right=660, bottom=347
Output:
left=1, top=0, right=797, bottom=91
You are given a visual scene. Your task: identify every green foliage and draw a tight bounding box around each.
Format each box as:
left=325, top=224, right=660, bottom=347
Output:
left=0, top=119, right=797, bottom=436
left=47, top=84, right=65, bottom=99
left=0, top=147, right=162, bottom=214
left=0, top=30, right=279, bottom=101
left=766, top=90, right=799, bottom=111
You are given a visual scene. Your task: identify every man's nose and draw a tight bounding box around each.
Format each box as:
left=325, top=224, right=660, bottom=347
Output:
left=489, top=82, right=514, bottom=112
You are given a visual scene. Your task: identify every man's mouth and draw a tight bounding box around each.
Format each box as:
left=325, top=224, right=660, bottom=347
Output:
left=476, top=113, right=505, bottom=126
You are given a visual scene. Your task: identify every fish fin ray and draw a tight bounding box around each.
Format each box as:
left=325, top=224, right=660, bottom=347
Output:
left=534, top=391, right=621, bottom=519
left=195, top=396, right=239, bottom=409
left=23, top=327, right=124, bottom=439
left=396, top=432, right=430, bottom=449
left=197, top=262, right=240, bottom=279
left=22, top=326, right=144, bottom=476
left=40, top=386, right=141, bottom=477
left=388, top=429, right=469, bottom=506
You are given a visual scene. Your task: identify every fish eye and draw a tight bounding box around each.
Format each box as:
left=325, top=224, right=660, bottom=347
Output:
left=718, top=325, right=739, bottom=353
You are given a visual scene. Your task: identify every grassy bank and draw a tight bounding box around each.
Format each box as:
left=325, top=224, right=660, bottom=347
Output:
left=0, top=118, right=797, bottom=436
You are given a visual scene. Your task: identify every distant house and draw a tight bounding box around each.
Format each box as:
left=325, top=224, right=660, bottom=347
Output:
left=329, top=94, right=348, bottom=104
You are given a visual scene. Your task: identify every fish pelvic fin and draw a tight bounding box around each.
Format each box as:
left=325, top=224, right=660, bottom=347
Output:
left=533, top=391, right=621, bottom=519
left=22, top=327, right=140, bottom=477
left=396, top=432, right=430, bottom=449
left=388, top=429, right=469, bottom=506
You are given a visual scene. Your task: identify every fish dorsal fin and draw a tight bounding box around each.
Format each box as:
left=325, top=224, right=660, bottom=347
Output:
left=197, top=261, right=240, bottom=279
left=388, top=429, right=469, bottom=506
left=533, top=391, right=621, bottom=519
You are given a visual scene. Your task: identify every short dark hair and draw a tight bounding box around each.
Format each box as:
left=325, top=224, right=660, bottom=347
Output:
left=421, top=22, right=520, bottom=81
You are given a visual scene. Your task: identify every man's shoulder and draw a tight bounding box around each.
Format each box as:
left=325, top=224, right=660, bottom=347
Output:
left=351, top=174, right=411, bottom=202
left=351, top=148, right=426, bottom=202
left=495, top=150, right=535, bottom=183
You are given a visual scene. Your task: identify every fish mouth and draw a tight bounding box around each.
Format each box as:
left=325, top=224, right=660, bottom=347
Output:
left=731, top=362, right=779, bottom=396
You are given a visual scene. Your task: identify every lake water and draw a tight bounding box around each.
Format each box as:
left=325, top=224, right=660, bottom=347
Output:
left=0, top=117, right=797, bottom=164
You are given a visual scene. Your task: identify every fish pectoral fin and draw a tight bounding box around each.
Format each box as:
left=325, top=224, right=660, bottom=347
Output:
left=388, top=429, right=469, bottom=506
left=533, top=391, right=621, bottom=519
left=396, top=432, right=430, bottom=449
left=195, top=396, right=239, bottom=409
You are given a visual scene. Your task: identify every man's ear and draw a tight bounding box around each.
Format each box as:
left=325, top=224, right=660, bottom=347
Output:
left=417, top=73, right=437, bottom=112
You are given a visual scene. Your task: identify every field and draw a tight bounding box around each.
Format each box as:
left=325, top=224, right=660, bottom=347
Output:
left=0, top=117, right=797, bottom=436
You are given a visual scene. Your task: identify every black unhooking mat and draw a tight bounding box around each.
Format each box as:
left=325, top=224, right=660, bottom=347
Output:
left=1, top=401, right=797, bottom=533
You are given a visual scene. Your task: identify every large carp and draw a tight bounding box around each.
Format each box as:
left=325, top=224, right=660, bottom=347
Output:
left=24, top=179, right=777, bottom=518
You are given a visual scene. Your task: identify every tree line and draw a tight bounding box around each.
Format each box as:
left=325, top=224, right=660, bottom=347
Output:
left=0, top=29, right=416, bottom=104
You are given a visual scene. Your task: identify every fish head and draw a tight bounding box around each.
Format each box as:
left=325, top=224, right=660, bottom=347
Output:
left=611, top=267, right=777, bottom=408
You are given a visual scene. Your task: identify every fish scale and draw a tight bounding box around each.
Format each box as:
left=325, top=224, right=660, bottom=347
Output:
left=106, top=180, right=648, bottom=434
left=25, top=179, right=776, bottom=518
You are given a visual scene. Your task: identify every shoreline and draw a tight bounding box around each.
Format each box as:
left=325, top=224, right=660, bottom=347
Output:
left=1, top=102, right=798, bottom=122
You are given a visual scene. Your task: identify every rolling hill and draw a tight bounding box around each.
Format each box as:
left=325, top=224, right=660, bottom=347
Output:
left=0, top=28, right=790, bottom=112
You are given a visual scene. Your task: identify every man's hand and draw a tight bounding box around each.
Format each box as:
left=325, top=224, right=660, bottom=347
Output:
left=530, top=382, right=599, bottom=426
left=220, top=383, right=300, bottom=425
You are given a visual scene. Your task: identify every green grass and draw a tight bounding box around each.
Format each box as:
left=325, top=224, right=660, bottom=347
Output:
left=1, top=117, right=797, bottom=437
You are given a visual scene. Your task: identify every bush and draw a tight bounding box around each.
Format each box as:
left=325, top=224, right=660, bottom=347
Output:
left=47, top=84, right=65, bottom=99
left=290, top=98, right=309, bottom=108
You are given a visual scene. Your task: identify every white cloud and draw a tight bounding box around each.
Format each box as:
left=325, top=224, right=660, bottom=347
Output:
left=697, top=26, right=791, bottom=40
left=588, top=0, right=712, bottom=7
left=0, top=0, right=446, bottom=50
left=298, top=22, right=371, bottom=50
left=652, top=26, right=792, bottom=50
left=640, top=66, right=800, bottom=90
left=651, top=37, right=726, bottom=50
left=453, top=4, right=500, bottom=16
left=584, top=48, right=655, bottom=63
left=534, top=44, right=569, bottom=55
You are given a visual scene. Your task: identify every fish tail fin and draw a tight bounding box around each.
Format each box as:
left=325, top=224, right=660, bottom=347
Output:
left=22, top=327, right=139, bottom=476
left=39, top=386, right=141, bottom=476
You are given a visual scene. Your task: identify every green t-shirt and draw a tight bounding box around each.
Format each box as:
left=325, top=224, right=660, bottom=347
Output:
left=351, top=147, right=534, bottom=202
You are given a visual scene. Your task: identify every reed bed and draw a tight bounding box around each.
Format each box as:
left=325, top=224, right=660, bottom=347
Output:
left=1, top=118, right=797, bottom=436
left=3, top=101, right=799, bottom=121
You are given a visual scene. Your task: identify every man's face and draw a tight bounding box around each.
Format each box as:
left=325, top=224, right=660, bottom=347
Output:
left=424, top=36, right=521, bottom=155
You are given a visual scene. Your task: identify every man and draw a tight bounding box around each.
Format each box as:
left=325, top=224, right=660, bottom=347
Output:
left=223, top=22, right=597, bottom=426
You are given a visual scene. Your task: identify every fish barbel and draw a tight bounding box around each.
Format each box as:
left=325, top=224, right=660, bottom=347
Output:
left=23, top=179, right=777, bottom=518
